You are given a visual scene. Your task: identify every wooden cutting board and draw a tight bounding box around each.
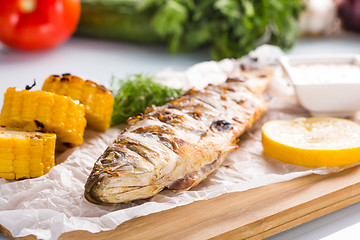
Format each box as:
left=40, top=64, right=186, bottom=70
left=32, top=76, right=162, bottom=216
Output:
left=3, top=164, right=360, bottom=240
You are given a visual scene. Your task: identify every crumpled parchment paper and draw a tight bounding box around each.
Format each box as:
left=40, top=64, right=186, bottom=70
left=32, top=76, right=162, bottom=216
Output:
left=1, top=45, right=359, bottom=240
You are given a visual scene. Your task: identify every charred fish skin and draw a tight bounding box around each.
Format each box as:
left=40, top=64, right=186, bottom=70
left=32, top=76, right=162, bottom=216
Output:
left=84, top=136, right=173, bottom=205
left=84, top=64, right=274, bottom=205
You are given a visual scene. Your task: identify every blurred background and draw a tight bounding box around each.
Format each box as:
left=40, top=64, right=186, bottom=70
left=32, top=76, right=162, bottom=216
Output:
left=1, top=0, right=360, bottom=60
left=1, top=0, right=360, bottom=90
left=1, top=0, right=360, bottom=83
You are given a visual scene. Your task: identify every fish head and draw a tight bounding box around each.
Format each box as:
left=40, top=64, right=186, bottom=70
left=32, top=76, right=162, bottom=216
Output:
left=84, top=143, right=162, bottom=205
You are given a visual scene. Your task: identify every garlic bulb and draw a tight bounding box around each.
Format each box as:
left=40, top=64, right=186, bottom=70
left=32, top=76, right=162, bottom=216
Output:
left=299, top=0, right=338, bottom=35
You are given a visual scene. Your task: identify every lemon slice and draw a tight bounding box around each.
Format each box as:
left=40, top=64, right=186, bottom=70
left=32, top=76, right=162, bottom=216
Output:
left=261, top=117, right=360, bottom=167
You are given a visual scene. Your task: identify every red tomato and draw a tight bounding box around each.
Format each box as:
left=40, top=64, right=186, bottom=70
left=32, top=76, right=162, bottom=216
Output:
left=0, top=0, right=81, bottom=51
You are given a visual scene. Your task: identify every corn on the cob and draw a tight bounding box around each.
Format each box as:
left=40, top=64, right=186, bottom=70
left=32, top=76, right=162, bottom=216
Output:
left=0, top=127, right=56, bottom=180
left=0, top=88, right=87, bottom=150
left=42, top=73, right=114, bottom=131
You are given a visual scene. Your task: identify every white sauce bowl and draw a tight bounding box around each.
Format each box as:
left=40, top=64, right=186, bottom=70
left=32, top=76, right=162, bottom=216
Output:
left=280, top=55, right=360, bottom=117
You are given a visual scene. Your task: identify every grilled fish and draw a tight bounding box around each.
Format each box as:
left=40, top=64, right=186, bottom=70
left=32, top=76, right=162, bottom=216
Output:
left=84, top=63, right=274, bottom=205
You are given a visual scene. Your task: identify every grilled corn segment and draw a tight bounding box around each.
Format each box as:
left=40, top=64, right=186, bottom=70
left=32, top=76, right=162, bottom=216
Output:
left=42, top=73, right=114, bottom=131
left=0, top=127, right=56, bottom=180
left=0, top=88, right=87, bottom=149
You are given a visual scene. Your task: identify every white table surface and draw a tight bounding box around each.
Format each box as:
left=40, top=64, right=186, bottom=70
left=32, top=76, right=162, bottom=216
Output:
left=1, top=33, right=360, bottom=240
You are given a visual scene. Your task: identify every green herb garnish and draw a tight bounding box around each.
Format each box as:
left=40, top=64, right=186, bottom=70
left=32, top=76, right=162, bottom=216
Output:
left=111, top=74, right=183, bottom=126
left=78, top=0, right=305, bottom=60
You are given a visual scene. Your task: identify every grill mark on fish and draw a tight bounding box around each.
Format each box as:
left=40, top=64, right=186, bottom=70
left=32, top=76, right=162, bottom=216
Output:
left=207, top=84, right=244, bottom=97
left=192, top=92, right=232, bottom=112
left=168, top=97, right=190, bottom=108
left=169, top=96, right=219, bottom=115
left=226, top=76, right=246, bottom=83
left=183, top=88, right=200, bottom=96
left=175, top=102, right=217, bottom=121
left=123, top=143, right=156, bottom=167
left=132, top=124, right=181, bottom=153
left=192, top=97, right=221, bottom=113
left=148, top=108, right=206, bottom=133
left=151, top=109, right=185, bottom=124
left=132, top=125, right=175, bottom=135
left=118, top=138, right=158, bottom=167
left=206, top=85, right=257, bottom=109
left=158, top=135, right=178, bottom=153
left=127, top=113, right=144, bottom=125
left=100, top=150, right=125, bottom=167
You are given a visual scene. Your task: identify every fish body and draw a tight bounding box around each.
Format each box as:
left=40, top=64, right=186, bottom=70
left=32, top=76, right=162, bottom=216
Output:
left=85, top=63, right=274, bottom=205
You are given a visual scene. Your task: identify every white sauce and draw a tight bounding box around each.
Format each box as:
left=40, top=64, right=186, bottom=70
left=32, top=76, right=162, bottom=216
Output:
left=291, top=63, right=360, bottom=85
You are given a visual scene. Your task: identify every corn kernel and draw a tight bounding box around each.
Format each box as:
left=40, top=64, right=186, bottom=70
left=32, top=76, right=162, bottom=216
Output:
left=0, top=127, right=56, bottom=180
left=0, top=88, right=86, bottom=150
left=42, top=74, right=113, bottom=131
left=0, top=173, right=15, bottom=180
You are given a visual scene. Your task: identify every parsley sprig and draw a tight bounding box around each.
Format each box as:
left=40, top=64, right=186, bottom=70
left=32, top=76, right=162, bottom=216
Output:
left=111, top=74, right=183, bottom=126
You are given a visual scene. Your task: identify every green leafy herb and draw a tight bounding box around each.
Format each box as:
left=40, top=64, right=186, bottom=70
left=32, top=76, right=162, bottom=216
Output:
left=78, top=0, right=305, bottom=60
left=111, top=74, right=183, bottom=126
